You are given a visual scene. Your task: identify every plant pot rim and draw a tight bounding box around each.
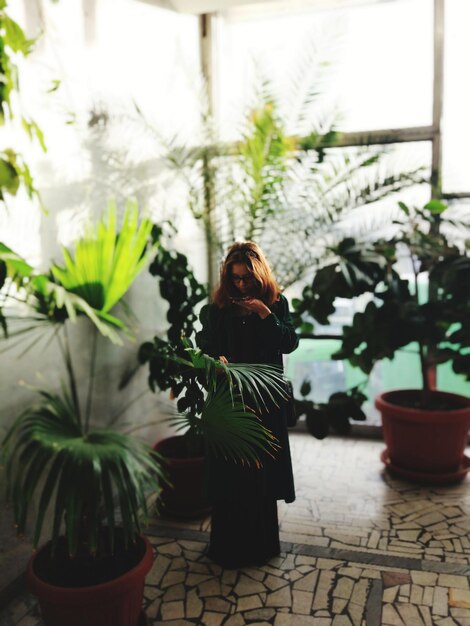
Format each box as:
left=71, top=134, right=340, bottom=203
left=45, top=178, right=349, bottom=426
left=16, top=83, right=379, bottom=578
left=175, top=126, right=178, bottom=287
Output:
left=376, top=388, right=470, bottom=419
left=154, top=435, right=205, bottom=465
left=27, top=534, right=153, bottom=599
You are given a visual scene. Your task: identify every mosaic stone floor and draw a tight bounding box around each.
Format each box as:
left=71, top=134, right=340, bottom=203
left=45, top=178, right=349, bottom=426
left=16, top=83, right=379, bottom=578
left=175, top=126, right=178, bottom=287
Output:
left=2, top=432, right=470, bottom=626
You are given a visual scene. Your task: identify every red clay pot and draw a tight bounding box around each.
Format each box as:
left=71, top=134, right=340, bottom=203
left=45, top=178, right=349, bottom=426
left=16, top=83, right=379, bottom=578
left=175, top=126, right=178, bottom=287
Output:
left=376, top=389, right=470, bottom=478
left=27, top=535, right=153, bottom=626
left=154, top=435, right=210, bottom=518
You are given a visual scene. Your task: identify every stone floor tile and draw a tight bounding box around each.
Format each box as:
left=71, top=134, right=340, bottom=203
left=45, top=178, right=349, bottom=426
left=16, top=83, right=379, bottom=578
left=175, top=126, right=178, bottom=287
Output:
left=274, top=615, right=331, bottom=626
left=438, top=574, right=469, bottom=590
left=198, top=578, right=222, bottom=598
left=410, top=584, right=423, bottom=605
left=163, top=583, right=186, bottom=601
left=224, top=614, right=246, bottom=626
left=147, top=554, right=171, bottom=585
left=382, top=604, right=405, bottom=626
left=433, top=587, right=449, bottom=617
left=205, top=597, right=232, bottom=613
left=160, top=600, right=185, bottom=621
left=435, top=619, right=459, bottom=626
left=333, top=577, right=354, bottom=601
left=347, top=599, right=364, bottom=626
left=265, top=574, right=290, bottom=591
left=410, top=572, right=438, bottom=586
left=383, top=586, right=399, bottom=603
left=234, top=575, right=266, bottom=596
left=293, top=590, right=314, bottom=615
left=265, top=585, right=292, bottom=608
left=186, top=572, right=213, bottom=586
left=161, top=570, right=186, bottom=588
left=331, top=616, right=353, bottom=626
left=236, top=594, right=263, bottom=612
left=449, top=588, right=470, bottom=609
left=382, top=572, right=411, bottom=588
left=338, top=567, right=362, bottom=579
left=202, top=612, right=225, bottom=626
left=396, top=603, right=426, bottom=626
left=332, top=598, right=348, bottom=613
left=313, top=571, right=335, bottom=611
left=294, top=570, right=319, bottom=592
left=243, top=568, right=266, bottom=582
left=244, top=608, right=276, bottom=621
left=185, top=588, right=203, bottom=619
left=418, top=605, right=433, bottom=626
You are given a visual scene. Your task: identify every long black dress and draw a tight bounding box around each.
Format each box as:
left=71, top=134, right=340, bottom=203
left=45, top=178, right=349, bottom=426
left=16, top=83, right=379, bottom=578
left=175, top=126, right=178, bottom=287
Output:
left=196, top=294, right=299, bottom=568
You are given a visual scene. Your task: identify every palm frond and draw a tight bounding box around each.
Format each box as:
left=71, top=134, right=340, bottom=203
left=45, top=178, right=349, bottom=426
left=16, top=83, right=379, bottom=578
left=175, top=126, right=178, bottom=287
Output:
left=184, top=345, right=287, bottom=412
left=52, top=199, right=153, bottom=314
left=2, top=389, right=165, bottom=556
left=168, top=383, right=279, bottom=466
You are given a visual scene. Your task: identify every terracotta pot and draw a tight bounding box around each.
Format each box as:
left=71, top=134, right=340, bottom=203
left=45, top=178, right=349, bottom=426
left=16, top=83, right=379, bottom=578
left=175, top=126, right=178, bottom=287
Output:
left=27, top=536, right=153, bottom=626
left=154, top=435, right=210, bottom=518
left=376, top=389, right=470, bottom=481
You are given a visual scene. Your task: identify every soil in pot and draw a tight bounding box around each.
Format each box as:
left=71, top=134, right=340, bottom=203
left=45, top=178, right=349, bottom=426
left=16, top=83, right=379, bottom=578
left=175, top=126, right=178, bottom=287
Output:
left=33, top=529, right=146, bottom=588
left=387, top=389, right=469, bottom=412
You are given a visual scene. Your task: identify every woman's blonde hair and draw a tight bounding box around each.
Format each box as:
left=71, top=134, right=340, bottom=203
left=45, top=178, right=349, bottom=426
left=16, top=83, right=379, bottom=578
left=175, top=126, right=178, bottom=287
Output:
left=213, top=241, right=281, bottom=308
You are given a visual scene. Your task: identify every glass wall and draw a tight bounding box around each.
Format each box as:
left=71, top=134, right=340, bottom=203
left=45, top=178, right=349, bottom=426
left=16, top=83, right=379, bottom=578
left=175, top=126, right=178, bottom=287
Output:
left=214, top=0, right=469, bottom=422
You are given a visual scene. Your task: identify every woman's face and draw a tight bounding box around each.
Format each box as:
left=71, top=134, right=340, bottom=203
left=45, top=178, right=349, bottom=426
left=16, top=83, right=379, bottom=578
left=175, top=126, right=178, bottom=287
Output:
left=230, top=262, right=257, bottom=296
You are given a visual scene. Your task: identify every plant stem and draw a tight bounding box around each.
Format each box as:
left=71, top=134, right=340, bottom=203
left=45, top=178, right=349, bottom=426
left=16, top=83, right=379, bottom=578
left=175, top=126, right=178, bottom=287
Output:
left=58, top=325, right=82, bottom=427
left=85, top=326, right=99, bottom=434
left=411, top=252, right=430, bottom=406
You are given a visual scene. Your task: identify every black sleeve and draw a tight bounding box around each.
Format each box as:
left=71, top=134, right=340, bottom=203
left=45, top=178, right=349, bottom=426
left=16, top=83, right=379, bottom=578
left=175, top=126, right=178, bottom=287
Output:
left=259, top=294, right=299, bottom=354
left=195, top=303, right=219, bottom=357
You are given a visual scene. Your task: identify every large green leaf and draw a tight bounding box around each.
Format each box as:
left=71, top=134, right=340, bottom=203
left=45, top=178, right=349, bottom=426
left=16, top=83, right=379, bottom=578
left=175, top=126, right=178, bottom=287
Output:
left=168, top=383, right=279, bottom=466
left=52, top=199, right=153, bottom=314
left=2, top=389, right=165, bottom=556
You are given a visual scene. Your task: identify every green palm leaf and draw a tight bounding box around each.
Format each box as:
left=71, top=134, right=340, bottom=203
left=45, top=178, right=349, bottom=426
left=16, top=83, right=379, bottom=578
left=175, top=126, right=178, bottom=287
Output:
left=184, top=345, right=287, bottom=412
left=52, top=198, right=153, bottom=314
left=2, top=389, right=165, bottom=556
left=169, top=383, right=279, bottom=466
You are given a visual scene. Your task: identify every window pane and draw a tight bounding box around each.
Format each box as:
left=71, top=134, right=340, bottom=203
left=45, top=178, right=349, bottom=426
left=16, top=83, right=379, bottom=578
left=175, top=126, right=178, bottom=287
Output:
left=216, top=0, right=433, bottom=140
left=442, top=0, right=470, bottom=193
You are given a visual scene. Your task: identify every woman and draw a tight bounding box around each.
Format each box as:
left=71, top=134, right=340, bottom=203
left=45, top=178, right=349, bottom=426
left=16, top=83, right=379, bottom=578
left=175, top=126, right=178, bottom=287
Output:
left=196, top=241, right=299, bottom=568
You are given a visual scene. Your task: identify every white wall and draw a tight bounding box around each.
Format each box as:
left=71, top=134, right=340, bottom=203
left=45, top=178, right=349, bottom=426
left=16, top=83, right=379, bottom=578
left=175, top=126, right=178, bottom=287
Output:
left=0, top=0, right=207, bottom=591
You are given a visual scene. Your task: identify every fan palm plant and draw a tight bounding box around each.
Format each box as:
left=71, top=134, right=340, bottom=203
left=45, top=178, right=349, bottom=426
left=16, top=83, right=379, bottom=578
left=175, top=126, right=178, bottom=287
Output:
left=1, top=200, right=166, bottom=559
left=139, top=336, right=287, bottom=465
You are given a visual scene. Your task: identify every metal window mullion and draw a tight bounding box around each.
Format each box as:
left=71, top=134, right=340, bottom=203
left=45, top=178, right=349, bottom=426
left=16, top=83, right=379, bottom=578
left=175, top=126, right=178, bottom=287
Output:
left=432, top=0, right=445, bottom=200
left=199, top=13, right=217, bottom=293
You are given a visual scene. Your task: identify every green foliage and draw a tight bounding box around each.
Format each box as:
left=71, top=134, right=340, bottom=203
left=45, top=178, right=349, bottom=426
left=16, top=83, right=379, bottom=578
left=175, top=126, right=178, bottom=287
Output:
left=295, top=201, right=470, bottom=401
left=2, top=205, right=166, bottom=557
left=293, top=379, right=366, bottom=440
left=52, top=199, right=153, bottom=315
left=0, top=4, right=44, bottom=205
left=169, top=382, right=279, bottom=466
left=148, top=239, right=207, bottom=344
left=139, top=337, right=287, bottom=464
left=3, top=389, right=164, bottom=556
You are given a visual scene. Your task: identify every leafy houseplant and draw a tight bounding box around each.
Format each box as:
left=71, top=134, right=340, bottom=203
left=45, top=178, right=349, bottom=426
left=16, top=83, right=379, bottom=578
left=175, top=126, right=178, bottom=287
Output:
left=294, top=200, right=470, bottom=481
left=139, top=335, right=287, bottom=517
left=2, top=202, right=165, bottom=626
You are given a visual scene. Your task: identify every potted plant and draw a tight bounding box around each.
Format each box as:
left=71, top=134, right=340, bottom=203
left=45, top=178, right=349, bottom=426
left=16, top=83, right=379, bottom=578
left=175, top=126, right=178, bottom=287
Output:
left=139, top=334, right=287, bottom=517
left=1, top=202, right=166, bottom=626
left=293, top=199, right=470, bottom=482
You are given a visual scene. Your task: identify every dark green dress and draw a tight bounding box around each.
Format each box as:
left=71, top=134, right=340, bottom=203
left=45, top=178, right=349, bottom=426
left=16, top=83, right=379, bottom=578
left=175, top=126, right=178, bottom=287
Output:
left=196, top=294, right=298, bottom=568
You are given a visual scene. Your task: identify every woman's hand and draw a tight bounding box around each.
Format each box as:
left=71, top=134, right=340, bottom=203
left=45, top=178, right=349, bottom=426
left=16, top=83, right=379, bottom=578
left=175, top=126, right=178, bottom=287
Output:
left=216, top=355, right=229, bottom=375
left=236, top=298, right=271, bottom=319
